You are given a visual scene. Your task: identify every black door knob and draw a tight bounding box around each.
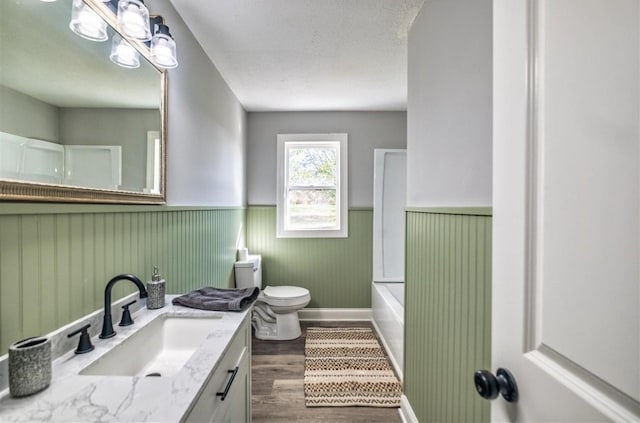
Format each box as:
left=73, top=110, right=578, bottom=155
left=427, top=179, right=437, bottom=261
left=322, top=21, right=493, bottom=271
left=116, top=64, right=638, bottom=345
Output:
left=474, top=368, right=518, bottom=402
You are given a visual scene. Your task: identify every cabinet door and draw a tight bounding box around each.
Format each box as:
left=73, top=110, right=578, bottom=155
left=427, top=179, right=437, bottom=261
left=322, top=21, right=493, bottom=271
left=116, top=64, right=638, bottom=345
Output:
left=184, top=316, right=251, bottom=423
left=216, top=354, right=249, bottom=423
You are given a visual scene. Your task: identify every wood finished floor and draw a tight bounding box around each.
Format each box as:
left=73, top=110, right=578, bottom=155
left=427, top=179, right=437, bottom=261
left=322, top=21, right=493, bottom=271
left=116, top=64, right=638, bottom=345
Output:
left=251, top=321, right=403, bottom=423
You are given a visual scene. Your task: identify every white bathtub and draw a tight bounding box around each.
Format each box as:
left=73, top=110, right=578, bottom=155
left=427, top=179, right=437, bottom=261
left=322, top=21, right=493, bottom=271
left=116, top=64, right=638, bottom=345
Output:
left=372, top=281, right=404, bottom=382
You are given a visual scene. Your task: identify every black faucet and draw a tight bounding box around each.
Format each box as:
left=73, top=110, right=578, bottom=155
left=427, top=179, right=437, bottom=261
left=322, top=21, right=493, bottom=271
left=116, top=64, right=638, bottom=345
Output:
left=99, top=274, right=148, bottom=339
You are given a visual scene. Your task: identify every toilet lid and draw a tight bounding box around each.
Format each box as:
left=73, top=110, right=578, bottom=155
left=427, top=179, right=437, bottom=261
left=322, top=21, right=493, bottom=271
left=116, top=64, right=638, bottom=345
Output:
left=263, top=285, right=309, bottom=300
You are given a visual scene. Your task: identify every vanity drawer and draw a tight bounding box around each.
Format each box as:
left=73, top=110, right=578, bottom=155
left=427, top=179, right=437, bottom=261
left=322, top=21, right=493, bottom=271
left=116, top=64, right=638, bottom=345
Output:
left=184, top=316, right=250, bottom=423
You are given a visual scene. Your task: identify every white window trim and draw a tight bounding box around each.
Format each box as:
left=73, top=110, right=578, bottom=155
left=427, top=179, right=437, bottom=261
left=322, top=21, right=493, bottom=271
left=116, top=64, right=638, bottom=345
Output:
left=276, top=133, right=348, bottom=238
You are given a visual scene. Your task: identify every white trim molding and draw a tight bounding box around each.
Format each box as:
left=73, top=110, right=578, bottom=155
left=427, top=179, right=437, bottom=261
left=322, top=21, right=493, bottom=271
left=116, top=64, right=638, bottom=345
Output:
left=399, top=395, right=418, bottom=423
left=298, top=308, right=371, bottom=321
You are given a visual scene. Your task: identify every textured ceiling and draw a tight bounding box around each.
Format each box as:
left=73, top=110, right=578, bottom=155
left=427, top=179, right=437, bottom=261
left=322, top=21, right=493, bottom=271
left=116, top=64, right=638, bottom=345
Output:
left=169, top=0, right=425, bottom=111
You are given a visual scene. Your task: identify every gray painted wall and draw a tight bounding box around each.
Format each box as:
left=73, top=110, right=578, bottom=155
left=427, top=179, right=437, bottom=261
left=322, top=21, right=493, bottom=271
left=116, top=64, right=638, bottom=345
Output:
left=154, top=0, right=247, bottom=207
left=59, top=108, right=160, bottom=192
left=247, top=111, right=406, bottom=207
left=407, top=0, right=492, bottom=207
left=0, top=85, right=59, bottom=142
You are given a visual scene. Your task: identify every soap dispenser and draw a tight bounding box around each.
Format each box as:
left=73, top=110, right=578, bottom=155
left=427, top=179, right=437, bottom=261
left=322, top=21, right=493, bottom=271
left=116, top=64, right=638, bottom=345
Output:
left=146, top=265, right=166, bottom=309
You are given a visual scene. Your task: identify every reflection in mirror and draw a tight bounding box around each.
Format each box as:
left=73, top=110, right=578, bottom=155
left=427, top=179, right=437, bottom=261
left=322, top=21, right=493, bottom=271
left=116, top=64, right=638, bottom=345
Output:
left=0, top=0, right=165, bottom=203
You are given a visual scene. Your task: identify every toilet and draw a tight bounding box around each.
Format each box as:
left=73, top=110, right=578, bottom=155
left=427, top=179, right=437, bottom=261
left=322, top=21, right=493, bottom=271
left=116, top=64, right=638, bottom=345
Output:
left=234, top=254, right=310, bottom=340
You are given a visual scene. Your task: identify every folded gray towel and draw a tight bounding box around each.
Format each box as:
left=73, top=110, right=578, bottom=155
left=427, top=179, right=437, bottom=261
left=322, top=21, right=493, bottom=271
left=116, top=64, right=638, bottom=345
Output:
left=172, top=287, right=259, bottom=312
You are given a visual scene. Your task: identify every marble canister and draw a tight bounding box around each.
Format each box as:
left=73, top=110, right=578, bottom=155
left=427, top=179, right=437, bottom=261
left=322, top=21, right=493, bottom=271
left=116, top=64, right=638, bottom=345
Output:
left=147, top=279, right=166, bottom=309
left=9, top=336, right=51, bottom=397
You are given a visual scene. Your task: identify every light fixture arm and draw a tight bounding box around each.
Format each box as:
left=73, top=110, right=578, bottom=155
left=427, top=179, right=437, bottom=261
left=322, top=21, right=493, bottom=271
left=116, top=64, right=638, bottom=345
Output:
left=149, top=15, right=172, bottom=38
left=150, top=15, right=166, bottom=27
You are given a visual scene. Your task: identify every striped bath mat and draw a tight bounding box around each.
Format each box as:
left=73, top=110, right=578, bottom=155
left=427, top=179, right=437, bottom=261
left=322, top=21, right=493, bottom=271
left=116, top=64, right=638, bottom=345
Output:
left=303, top=327, right=402, bottom=407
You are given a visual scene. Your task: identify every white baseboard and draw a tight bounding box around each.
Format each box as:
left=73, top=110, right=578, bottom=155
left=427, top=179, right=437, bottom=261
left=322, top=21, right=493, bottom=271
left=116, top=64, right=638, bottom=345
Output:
left=399, top=395, right=418, bottom=423
left=298, top=308, right=372, bottom=321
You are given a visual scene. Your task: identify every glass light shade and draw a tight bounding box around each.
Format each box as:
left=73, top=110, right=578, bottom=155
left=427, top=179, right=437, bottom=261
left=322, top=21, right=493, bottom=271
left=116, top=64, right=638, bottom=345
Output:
left=69, top=0, right=108, bottom=42
left=109, top=34, right=140, bottom=69
left=117, top=0, right=152, bottom=41
left=151, top=33, right=178, bottom=69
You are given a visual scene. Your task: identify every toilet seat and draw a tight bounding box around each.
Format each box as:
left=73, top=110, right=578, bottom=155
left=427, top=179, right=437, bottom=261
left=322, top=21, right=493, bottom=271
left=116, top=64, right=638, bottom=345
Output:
left=261, top=285, right=310, bottom=307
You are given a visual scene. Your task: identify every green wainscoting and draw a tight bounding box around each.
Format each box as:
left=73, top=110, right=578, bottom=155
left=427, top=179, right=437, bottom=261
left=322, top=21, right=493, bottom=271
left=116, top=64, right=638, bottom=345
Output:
left=0, top=206, right=244, bottom=354
left=405, top=209, right=492, bottom=423
left=246, top=206, right=372, bottom=309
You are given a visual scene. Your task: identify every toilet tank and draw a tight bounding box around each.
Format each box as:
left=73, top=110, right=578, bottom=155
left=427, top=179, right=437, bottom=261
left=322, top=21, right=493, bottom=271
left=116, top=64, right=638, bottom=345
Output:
left=234, top=254, right=262, bottom=289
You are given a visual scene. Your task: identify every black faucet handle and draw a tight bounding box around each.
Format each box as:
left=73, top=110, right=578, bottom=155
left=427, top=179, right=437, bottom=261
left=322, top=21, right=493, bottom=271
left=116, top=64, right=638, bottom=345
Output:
left=119, top=300, right=137, bottom=327
left=122, top=299, right=137, bottom=309
left=67, top=324, right=94, bottom=354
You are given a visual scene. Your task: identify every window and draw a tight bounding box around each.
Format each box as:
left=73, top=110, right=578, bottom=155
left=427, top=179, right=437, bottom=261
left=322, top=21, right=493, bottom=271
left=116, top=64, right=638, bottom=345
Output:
left=277, top=133, right=348, bottom=238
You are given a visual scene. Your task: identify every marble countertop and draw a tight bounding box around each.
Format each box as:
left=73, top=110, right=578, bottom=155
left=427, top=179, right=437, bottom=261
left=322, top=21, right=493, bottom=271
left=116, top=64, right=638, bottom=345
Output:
left=0, top=296, right=250, bottom=422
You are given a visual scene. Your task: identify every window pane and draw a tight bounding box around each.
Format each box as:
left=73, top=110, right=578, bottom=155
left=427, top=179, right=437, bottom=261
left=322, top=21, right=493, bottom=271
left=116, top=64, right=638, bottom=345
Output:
left=286, top=189, right=337, bottom=229
left=288, top=146, right=337, bottom=186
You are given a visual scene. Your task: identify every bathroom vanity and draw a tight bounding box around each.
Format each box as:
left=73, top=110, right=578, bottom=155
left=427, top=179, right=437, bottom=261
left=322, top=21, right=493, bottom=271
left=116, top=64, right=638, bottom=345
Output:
left=0, top=296, right=252, bottom=422
left=184, top=315, right=251, bottom=423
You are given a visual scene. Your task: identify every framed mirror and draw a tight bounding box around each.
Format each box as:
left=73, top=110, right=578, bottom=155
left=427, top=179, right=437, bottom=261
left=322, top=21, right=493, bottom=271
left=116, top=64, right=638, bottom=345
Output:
left=0, top=0, right=166, bottom=204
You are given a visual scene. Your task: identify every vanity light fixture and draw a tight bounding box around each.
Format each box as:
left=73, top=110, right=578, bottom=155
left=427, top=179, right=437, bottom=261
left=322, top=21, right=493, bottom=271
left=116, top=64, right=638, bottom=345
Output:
left=69, top=0, right=108, bottom=42
left=150, top=16, right=178, bottom=69
left=117, top=0, right=152, bottom=41
left=67, top=0, right=179, bottom=69
left=109, top=33, right=141, bottom=68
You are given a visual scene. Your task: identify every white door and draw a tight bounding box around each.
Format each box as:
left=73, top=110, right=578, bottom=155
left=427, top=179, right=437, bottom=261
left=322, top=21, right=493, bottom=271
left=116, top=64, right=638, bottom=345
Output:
left=492, top=0, right=640, bottom=421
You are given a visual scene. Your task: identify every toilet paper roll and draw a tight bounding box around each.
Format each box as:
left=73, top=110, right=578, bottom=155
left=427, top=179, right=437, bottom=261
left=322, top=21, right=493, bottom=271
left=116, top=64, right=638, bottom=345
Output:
left=238, top=248, right=249, bottom=261
left=9, top=336, right=51, bottom=397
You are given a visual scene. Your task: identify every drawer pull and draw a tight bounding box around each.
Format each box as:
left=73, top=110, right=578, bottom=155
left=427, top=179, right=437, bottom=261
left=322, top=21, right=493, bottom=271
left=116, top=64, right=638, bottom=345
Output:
left=216, top=367, right=239, bottom=401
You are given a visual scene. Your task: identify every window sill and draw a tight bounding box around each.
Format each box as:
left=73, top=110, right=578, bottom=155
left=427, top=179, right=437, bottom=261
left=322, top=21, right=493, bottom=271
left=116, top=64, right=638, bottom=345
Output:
left=276, top=228, right=348, bottom=239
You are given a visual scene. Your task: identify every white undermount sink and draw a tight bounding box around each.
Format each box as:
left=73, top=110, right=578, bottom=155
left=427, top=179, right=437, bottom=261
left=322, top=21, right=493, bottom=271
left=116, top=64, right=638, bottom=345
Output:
left=80, top=314, right=222, bottom=378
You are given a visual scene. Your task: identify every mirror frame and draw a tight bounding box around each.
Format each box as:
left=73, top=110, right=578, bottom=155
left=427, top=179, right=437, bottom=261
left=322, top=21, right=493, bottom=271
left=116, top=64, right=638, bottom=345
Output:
left=0, top=0, right=167, bottom=205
